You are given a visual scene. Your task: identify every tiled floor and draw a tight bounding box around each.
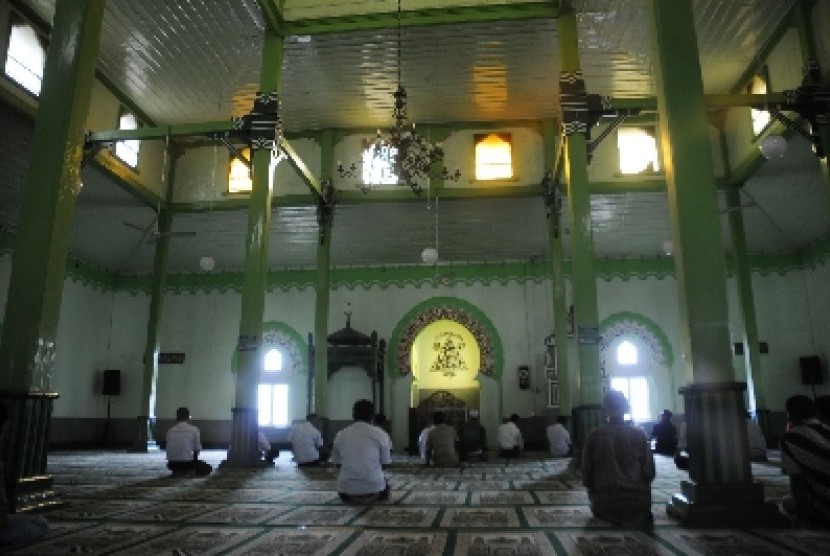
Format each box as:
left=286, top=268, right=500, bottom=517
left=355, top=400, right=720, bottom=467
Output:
left=8, top=448, right=829, bottom=555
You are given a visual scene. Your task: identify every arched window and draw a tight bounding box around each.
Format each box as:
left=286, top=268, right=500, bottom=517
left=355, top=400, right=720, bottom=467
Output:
left=259, top=348, right=289, bottom=426
left=617, top=340, right=638, bottom=365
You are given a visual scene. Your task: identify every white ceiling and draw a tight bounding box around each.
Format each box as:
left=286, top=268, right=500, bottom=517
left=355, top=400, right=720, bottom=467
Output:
left=9, top=0, right=830, bottom=274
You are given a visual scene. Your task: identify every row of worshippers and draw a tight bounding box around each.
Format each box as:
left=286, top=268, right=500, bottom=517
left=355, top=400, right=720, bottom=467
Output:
left=417, top=412, right=531, bottom=466
left=582, top=390, right=830, bottom=528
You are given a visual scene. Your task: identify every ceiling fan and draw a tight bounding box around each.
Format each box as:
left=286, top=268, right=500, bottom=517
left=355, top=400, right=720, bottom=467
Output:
left=123, top=207, right=196, bottom=244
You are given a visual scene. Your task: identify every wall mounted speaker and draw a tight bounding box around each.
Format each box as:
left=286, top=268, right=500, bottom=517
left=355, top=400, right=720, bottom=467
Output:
left=102, top=369, right=121, bottom=396
left=799, top=356, right=823, bottom=386
left=733, top=343, right=744, bottom=356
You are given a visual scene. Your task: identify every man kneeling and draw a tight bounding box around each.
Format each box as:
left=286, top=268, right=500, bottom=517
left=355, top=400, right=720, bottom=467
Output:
left=331, top=399, right=391, bottom=503
left=166, top=407, right=212, bottom=476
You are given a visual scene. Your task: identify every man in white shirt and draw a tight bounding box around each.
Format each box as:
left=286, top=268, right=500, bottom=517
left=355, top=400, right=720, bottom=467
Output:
left=289, top=413, right=327, bottom=466
left=498, top=414, right=524, bottom=458
left=166, top=407, right=212, bottom=476
left=546, top=416, right=571, bottom=458
left=331, top=399, right=392, bottom=503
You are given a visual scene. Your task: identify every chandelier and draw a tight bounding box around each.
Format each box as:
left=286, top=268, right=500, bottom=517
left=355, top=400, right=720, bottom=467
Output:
left=338, top=0, right=460, bottom=194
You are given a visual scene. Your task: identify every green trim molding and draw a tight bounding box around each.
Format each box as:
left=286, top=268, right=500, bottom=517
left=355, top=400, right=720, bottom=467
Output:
left=4, top=227, right=830, bottom=295
left=387, top=296, right=504, bottom=381
left=599, top=311, right=675, bottom=371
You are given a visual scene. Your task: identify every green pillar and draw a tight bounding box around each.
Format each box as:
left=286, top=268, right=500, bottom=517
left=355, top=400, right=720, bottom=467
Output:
left=542, top=120, right=571, bottom=417
left=557, top=8, right=602, bottom=457
left=131, top=142, right=180, bottom=452
left=648, top=0, right=783, bottom=526
left=726, top=187, right=765, bottom=409
left=0, top=0, right=104, bottom=392
left=0, top=0, right=103, bottom=513
left=223, top=32, right=284, bottom=468
left=314, top=130, right=334, bottom=423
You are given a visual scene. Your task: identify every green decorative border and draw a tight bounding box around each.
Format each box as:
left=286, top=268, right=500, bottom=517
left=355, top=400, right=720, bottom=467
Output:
left=3, top=227, right=830, bottom=294
left=599, top=311, right=675, bottom=370
left=230, top=320, right=308, bottom=374
left=387, top=296, right=504, bottom=380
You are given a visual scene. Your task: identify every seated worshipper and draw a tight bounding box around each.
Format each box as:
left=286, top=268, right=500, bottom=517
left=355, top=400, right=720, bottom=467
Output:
left=0, top=404, right=49, bottom=549
left=289, top=413, right=328, bottom=466
left=418, top=422, right=436, bottom=462
left=331, top=399, right=392, bottom=503
left=583, top=390, right=655, bottom=527
left=258, top=430, right=280, bottom=464
left=498, top=414, right=524, bottom=458
left=745, top=412, right=768, bottom=462
left=780, top=394, right=830, bottom=525
left=650, top=409, right=678, bottom=455
left=459, top=409, right=487, bottom=461
left=166, top=407, right=213, bottom=476
left=674, top=421, right=689, bottom=470
left=424, top=412, right=460, bottom=467
left=546, top=416, right=572, bottom=458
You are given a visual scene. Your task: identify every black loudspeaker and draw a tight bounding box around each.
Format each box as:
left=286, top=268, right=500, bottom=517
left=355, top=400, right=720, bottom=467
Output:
left=799, top=356, right=823, bottom=386
left=102, top=369, right=121, bottom=396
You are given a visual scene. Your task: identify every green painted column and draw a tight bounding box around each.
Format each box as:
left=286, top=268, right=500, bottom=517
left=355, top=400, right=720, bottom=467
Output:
left=223, top=31, right=284, bottom=468
left=0, top=0, right=103, bottom=514
left=542, top=120, right=571, bottom=416
left=648, top=0, right=783, bottom=526
left=314, top=130, right=334, bottom=421
left=557, top=8, right=602, bottom=459
left=726, top=187, right=766, bottom=411
left=131, top=143, right=180, bottom=452
left=0, top=0, right=104, bottom=393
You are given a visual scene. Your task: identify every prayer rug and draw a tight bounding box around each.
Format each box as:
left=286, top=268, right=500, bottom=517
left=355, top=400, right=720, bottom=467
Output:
left=6, top=448, right=820, bottom=555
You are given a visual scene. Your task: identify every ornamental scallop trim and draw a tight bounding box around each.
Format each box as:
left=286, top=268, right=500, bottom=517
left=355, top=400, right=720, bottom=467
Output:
left=395, top=305, right=495, bottom=378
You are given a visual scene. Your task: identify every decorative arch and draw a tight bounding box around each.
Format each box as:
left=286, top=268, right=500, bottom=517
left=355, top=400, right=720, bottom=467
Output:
left=599, top=311, right=674, bottom=370
left=230, top=321, right=308, bottom=373
left=388, top=297, right=503, bottom=380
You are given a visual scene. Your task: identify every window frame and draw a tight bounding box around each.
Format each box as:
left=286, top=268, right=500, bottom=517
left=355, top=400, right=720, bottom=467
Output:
left=113, top=108, right=141, bottom=169
left=258, top=346, right=289, bottom=427
left=227, top=147, right=253, bottom=194
left=474, top=132, right=514, bottom=181
left=3, top=12, right=47, bottom=97
left=616, top=125, right=662, bottom=176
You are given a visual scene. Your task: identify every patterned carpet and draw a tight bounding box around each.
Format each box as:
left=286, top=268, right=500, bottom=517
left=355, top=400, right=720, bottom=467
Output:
left=8, top=448, right=830, bottom=555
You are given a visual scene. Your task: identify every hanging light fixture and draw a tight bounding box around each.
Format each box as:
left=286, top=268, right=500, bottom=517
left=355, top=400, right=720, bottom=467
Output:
left=421, top=192, right=439, bottom=264
left=338, top=0, right=460, bottom=194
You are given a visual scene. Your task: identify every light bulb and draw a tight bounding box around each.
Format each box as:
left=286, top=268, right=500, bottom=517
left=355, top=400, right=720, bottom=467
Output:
left=759, top=135, right=787, bottom=159
left=421, top=247, right=438, bottom=265
left=199, top=256, right=215, bottom=271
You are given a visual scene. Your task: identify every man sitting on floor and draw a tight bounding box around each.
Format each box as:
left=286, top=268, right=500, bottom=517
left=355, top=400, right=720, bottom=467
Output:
left=331, top=399, right=392, bottom=503
left=650, top=409, right=678, bottom=456
left=258, top=430, right=280, bottom=464
left=582, top=390, right=655, bottom=527
left=166, top=407, right=212, bottom=476
left=424, top=411, right=459, bottom=467
left=459, top=409, right=487, bottom=461
left=497, top=414, right=524, bottom=458
left=781, top=394, right=830, bottom=525
left=546, top=416, right=572, bottom=458
left=289, top=413, right=328, bottom=466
